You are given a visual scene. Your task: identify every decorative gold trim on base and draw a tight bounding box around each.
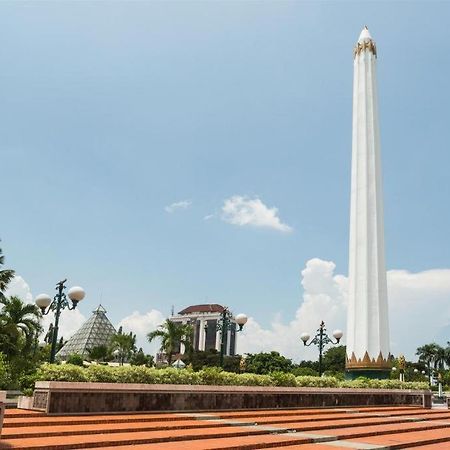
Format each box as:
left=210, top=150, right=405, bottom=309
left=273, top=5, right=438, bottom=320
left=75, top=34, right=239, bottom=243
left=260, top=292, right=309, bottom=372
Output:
left=346, top=351, right=391, bottom=370
left=353, top=40, right=377, bottom=59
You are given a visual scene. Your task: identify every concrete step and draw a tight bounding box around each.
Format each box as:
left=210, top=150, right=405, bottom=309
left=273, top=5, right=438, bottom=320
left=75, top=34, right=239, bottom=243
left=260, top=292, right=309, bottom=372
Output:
left=3, top=407, right=450, bottom=450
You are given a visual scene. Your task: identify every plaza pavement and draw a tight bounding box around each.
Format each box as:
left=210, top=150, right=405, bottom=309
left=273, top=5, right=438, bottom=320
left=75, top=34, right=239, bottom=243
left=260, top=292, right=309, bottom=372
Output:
left=2, top=406, right=450, bottom=449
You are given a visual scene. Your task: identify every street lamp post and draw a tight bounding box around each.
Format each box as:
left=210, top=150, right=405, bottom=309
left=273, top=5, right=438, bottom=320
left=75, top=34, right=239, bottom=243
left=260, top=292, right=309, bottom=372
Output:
left=35, top=279, right=85, bottom=363
left=213, top=307, right=247, bottom=368
left=300, top=321, right=343, bottom=377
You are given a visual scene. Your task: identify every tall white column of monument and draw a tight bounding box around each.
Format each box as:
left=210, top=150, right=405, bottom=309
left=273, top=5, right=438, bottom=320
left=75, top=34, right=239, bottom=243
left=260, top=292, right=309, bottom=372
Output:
left=346, top=27, right=391, bottom=378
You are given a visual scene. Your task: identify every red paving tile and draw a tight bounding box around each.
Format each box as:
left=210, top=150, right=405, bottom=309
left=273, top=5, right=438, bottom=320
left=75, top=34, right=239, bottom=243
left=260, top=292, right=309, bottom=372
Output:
left=99, top=433, right=313, bottom=450
left=346, top=427, right=450, bottom=448
left=2, top=406, right=450, bottom=449
left=0, top=418, right=254, bottom=439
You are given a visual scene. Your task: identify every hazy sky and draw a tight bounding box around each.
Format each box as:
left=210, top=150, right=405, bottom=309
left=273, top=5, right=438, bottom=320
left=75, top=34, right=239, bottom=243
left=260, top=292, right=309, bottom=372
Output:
left=2, top=1, right=449, bottom=360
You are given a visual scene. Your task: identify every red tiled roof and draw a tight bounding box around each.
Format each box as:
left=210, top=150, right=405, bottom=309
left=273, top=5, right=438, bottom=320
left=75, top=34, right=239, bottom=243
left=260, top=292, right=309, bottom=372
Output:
left=178, top=304, right=224, bottom=315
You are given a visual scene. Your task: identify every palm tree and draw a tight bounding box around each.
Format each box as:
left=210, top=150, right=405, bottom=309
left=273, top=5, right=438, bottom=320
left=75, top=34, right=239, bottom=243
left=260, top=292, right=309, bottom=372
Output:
left=110, top=328, right=136, bottom=365
left=416, top=343, right=441, bottom=384
left=434, top=345, right=446, bottom=371
left=0, top=296, right=42, bottom=356
left=147, top=320, right=193, bottom=366
left=0, top=244, right=15, bottom=301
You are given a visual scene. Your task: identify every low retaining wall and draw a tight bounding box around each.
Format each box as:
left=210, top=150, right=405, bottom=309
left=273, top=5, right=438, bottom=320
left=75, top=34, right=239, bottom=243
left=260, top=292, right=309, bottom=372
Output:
left=0, top=391, right=6, bottom=435
left=30, top=381, right=432, bottom=414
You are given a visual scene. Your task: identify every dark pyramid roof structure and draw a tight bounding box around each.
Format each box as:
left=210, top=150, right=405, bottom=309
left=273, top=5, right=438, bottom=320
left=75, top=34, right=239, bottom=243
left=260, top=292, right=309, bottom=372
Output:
left=57, top=304, right=117, bottom=359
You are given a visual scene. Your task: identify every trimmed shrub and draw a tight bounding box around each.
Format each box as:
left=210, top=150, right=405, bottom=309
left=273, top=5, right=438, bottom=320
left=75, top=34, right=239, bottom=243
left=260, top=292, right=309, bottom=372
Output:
left=37, top=363, right=88, bottom=382
left=296, top=376, right=339, bottom=388
left=33, top=364, right=429, bottom=391
left=66, top=354, right=84, bottom=366
left=270, top=371, right=297, bottom=387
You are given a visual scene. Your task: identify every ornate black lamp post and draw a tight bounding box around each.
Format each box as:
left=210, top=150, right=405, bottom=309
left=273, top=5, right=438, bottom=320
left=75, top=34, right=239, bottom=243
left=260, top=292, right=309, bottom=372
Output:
left=208, top=307, right=247, bottom=367
left=35, top=279, right=85, bottom=363
left=300, top=321, right=343, bottom=376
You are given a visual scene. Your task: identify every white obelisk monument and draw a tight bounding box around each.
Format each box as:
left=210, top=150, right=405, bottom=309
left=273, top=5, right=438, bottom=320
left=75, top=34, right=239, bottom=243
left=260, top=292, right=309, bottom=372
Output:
left=346, top=27, right=391, bottom=379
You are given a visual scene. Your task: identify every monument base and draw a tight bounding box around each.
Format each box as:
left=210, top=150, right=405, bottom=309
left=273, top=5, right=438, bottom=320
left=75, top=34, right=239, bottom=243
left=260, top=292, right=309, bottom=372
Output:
left=346, top=369, right=391, bottom=380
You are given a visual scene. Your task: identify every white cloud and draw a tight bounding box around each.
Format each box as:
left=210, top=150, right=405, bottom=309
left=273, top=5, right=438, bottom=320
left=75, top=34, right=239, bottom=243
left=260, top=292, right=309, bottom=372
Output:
left=118, top=309, right=166, bottom=354
left=41, top=308, right=87, bottom=342
left=8, top=262, right=450, bottom=362
left=4, top=275, right=33, bottom=303
left=237, top=258, right=347, bottom=361
left=221, top=195, right=292, bottom=232
left=237, top=260, right=450, bottom=362
left=3, top=275, right=87, bottom=342
left=165, top=200, right=192, bottom=213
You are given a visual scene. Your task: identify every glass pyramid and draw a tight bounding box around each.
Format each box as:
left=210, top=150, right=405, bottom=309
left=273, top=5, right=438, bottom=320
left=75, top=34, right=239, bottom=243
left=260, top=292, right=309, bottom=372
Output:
left=57, top=304, right=117, bottom=359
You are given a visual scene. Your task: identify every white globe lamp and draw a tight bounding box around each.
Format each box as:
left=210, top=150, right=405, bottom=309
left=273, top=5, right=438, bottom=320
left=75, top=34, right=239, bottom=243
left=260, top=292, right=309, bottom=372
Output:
left=300, top=332, right=310, bottom=345
left=35, top=293, right=52, bottom=312
left=333, top=329, right=343, bottom=343
left=235, top=313, right=248, bottom=331
left=68, top=286, right=85, bottom=306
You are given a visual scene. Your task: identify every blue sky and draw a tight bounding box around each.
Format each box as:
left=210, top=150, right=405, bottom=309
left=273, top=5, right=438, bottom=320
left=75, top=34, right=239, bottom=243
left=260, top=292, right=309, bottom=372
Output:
left=1, top=1, right=450, bottom=359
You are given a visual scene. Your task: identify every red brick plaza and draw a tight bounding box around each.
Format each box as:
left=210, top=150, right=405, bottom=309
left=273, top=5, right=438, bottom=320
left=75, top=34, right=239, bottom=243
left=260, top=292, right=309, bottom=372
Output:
left=2, top=406, right=450, bottom=449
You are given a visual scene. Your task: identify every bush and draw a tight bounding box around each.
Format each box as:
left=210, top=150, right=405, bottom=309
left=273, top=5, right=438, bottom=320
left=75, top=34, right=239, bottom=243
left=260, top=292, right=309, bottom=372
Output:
left=296, top=375, right=339, bottom=388
left=0, top=353, right=12, bottom=389
left=19, top=372, right=39, bottom=393
left=66, top=354, right=84, bottom=366
left=37, top=363, right=88, bottom=382
left=270, top=371, right=297, bottom=387
left=338, top=377, right=428, bottom=390
left=33, top=364, right=429, bottom=391
left=291, top=367, right=319, bottom=377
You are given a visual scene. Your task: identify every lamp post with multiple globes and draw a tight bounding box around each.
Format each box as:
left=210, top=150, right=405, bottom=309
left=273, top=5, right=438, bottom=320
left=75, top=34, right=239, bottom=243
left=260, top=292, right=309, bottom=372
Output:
left=300, top=321, right=343, bottom=377
left=35, top=279, right=85, bottom=363
left=205, top=307, right=247, bottom=368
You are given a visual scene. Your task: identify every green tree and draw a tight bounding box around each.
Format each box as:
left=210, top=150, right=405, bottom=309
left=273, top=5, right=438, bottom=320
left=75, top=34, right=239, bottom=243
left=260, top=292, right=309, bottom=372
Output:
left=322, top=345, right=346, bottom=373
left=0, top=244, right=15, bottom=301
left=110, top=328, right=137, bottom=365
left=0, top=353, right=12, bottom=389
left=189, top=349, right=240, bottom=372
left=66, top=353, right=84, bottom=366
left=130, top=348, right=154, bottom=367
left=245, top=352, right=293, bottom=375
left=147, top=320, right=193, bottom=366
left=416, top=343, right=441, bottom=383
left=88, top=345, right=111, bottom=362
left=434, top=345, right=446, bottom=371
left=0, top=296, right=42, bottom=357
left=291, top=366, right=319, bottom=377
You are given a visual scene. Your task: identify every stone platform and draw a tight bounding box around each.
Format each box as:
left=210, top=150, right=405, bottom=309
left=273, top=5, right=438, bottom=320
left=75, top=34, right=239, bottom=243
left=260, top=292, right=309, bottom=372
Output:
left=30, top=381, right=431, bottom=414
left=2, top=405, right=450, bottom=449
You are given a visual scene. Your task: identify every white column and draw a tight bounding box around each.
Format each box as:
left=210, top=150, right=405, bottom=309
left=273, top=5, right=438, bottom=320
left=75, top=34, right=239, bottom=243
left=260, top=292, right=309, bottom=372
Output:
left=226, top=329, right=231, bottom=356
left=346, top=27, right=390, bottom=373
left=199, top=319, right=206, bottom=351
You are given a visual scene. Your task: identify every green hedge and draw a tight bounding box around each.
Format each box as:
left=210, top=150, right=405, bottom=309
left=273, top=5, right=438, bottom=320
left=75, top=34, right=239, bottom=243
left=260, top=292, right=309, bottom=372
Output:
left=35, top=364, right=428, bottom=391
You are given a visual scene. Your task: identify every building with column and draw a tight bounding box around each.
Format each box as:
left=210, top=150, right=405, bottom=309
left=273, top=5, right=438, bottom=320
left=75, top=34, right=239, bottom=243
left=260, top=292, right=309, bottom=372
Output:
left=346, top=27, right=391, bottom=379
left=170, top=304, right=237, bottom=357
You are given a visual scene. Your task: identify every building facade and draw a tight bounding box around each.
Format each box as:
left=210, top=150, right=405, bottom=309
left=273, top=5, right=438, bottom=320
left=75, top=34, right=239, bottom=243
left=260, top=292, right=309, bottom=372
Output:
left=170, top=304, right=237, bottom=357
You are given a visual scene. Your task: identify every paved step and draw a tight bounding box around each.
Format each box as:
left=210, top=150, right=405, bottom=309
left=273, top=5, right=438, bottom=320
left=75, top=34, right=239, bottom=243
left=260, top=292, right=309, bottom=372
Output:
left=0, top=418, right=258, bottom=439
left=3, top=409, right=46, bottom=419
left=4, top=407, right=440, bottom=429
left=3, top=412, right=196, bottom=428
left=346, top=426, right=450, bottom=449
left=3, top=407, right=450, bottom=450
left=207, top=406, right=421, bottom=419
left=5, top=409, right=450, bottom=440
